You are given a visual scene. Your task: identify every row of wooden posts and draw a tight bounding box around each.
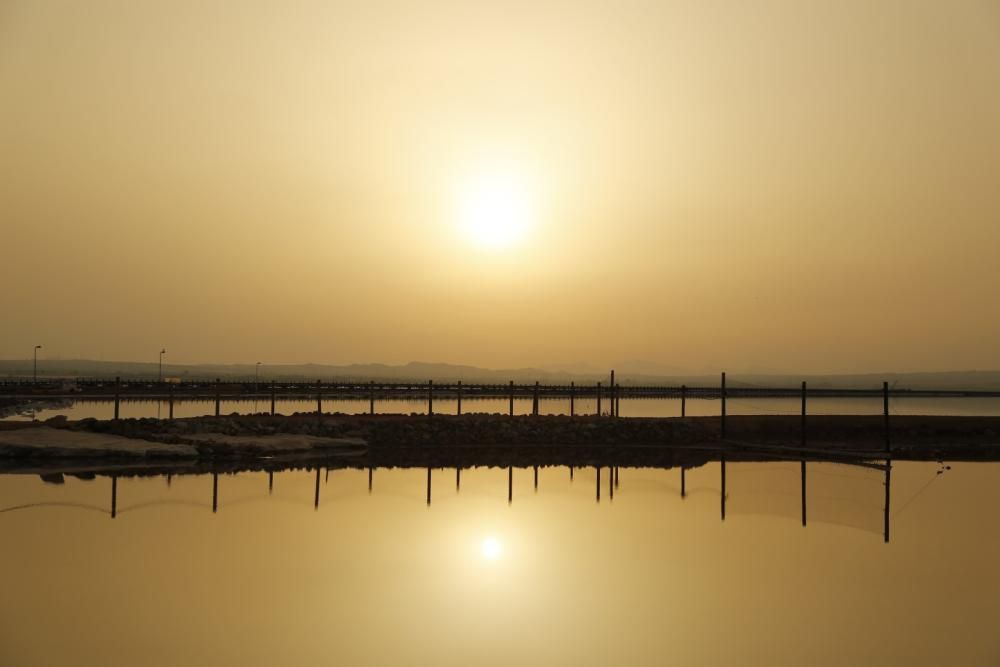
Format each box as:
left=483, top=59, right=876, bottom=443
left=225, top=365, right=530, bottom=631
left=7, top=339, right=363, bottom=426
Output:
left=110, top=372, right=895, bottom=451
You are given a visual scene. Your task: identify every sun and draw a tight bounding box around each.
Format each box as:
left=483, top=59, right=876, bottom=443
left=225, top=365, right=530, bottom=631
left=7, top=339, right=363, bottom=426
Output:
left=456, top=173, right=536, bottom=250
left=481, top=536, right=503, bottom=561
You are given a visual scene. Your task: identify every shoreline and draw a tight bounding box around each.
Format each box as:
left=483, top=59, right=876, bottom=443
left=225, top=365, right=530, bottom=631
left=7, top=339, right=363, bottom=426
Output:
left=1, top=413, right=999, bottom=473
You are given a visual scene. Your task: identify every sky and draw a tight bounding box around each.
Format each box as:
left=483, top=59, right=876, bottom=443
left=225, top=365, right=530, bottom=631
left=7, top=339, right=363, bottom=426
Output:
left=2, top=0, right=999, bottom=373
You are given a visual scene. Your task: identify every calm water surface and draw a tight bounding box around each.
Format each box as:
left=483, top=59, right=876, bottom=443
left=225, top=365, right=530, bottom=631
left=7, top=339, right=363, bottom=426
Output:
left=1, top=461, right=998, bottom=666
left=6, top=396, right=1000, bottom=421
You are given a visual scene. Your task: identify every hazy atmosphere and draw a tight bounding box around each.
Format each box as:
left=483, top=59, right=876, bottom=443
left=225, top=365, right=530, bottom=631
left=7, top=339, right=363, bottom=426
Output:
left=3, top=0, right=1000, bottom=372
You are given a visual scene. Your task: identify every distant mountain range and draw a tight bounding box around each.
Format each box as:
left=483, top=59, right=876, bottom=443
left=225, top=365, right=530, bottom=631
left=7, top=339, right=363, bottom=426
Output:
left=2, top=358, right=999, bottom=390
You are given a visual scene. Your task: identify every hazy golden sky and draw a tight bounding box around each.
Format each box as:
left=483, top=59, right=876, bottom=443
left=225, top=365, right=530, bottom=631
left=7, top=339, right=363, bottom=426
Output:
left=2, top=1, right=999, bottom=372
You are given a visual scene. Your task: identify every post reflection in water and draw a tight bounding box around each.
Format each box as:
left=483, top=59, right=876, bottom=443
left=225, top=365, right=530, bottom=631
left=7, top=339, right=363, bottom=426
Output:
left=78, top=460, right=899, bottom=537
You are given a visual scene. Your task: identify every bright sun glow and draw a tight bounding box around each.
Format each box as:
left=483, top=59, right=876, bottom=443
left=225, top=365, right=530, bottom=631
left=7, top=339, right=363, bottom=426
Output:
left=457, top=174, right=535, bottom=250
left=481, top=536, right=503, bottom=561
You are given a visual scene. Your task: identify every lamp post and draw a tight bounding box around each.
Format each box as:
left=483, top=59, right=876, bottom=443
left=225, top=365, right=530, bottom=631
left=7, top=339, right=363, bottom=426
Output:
left=158, top=349, right=167, bottom=382
left=33, top=345, right=42, bottom=386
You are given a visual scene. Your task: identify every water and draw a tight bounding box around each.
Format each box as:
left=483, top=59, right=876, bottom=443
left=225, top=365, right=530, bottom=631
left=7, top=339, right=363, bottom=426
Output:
left=2, top=461, right=999, bottom=665
left=6, top=395, right=1000, bottom=421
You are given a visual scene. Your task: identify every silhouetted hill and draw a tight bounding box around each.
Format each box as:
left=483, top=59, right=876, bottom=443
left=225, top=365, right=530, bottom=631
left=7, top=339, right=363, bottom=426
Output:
left=1, top=359, right=999, bottom=390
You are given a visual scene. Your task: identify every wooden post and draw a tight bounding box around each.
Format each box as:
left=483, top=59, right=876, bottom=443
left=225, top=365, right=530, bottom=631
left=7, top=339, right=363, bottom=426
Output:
left=681, top=467, right=686, bottom=498
left=509, top=380, right=514, bottom=416
left=508, top=466, right=513, bottom=504
left=533, top=465, right=538, bottom=491
left=370, top=380, right=375, bottom=415
left=596, top=382, right=602, bottom=416
left=428, top=379, right=433, bottom=417
left=368, top=467, right=373, bottom=493
left=114, top=376, right=120, bottom=421
left=615, top=384, right=621, bottom=417
left=313, top=467, right=320, bottom=509
left=457, top=380, right=462, bottom=416
left=270, top=380, right=276, bottom=416
left=316, top=380, right=322, bottom=417
left=426, top=468, right=432, bottom=506
left=608, top=466, right=614, bottom=500
left=268, top=471, right=273, bottom=494
left=215, top=378, right=221, bottom=417
left=720, top=454, right=726, bottom=521
left=720, top=372, right=727, bottom=439
left=570, top=381, right=575, bottom=417
left=456, top=467, right=461, bottom=491
left=615, top=466, right=619, bottom=488
left=532, top=381, right=539, bottom=416
left=883, top=381, right=890, bottom=453
left=610, top=370, right=615, bottom=418
left=801, top=381, right=807, bottom=447
left=681, top=384, right=686, bottom=418
left=110, top=476, right=117, bottom=519
left=570, top=466, right=574, bottom=481
left=168, top=383, right=174, bottom=420
left=596, top=466, right=601, bottom=502
left=212, top=473, right=219, bottom=513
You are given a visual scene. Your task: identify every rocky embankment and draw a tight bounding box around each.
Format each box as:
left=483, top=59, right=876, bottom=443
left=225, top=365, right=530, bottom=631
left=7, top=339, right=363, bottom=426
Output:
left=2, top=413, right=1000, bottom=472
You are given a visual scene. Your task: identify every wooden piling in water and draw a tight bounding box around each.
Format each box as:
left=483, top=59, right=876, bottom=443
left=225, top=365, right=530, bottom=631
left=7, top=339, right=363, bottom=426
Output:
left=608, top=466, right=614, bottom=500
left=596, top=382, right=602, bottom=416
left=215, top=378, right=221, bottom=417
left=114, top=376, right=120, bottom=420
left=615, top=466, right=619, bottom=488
left=268, top=471, right=273, bottom=494
left=270, top=380, right=276, bottom=416
left=457, top=380, right=462, bottom=416
left=428, top=380, right=434, bottom=417
left=316, top=380, right=322, bottom=417
left=570, top=466, right=574, bottom=481
left=212, top=473, right=219, bottom=513
left=570, top=381, right=575, bottom=416
left=801, top=381, right=807, bottom=447
left=615, top=384, right=621, bottom=417
left=533, top=465, right=538, bottom=490
left=508, top=466, right=513, bottom=504
left=368, top=467, right=373, bottom=493
left=370, top=380, right=375, bottom=415
left=610, top=370, right=615, bottom=418
left=720, top=372, right=727, bottom=438
left=456, top=467, right=461, bottom=491
left=596, top=466, right=601, bottom=502
left=314, top=467, right=320, bottom=509
left=681, top=384, right=686, bottom=418
left=532, top=381, right=539, bottom=416
left=110, top=476, right=117, bottom=518
left=509, top=380, right=514, bottom=416
left=168, top=383, right=174, bottom=420
left=681, top=467, right=686, bottom=498
left=426, top=468, right=432, bottom=506
left=883, top=381, right=890, bottom=453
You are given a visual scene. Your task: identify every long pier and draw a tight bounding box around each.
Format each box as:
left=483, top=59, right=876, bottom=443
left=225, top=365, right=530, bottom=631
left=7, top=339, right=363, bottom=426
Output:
left=3, top=377, right=999, bottom=401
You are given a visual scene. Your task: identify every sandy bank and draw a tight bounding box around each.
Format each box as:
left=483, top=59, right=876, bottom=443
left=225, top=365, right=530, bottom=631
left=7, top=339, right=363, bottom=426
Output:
left=0, top=427, right=197, bottom=458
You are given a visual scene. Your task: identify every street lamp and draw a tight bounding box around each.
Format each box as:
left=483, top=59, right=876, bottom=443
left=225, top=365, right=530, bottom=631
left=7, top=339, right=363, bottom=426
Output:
left=33, top=345, right=42, bottom=386
left=159, top=349, right=167, bottom=382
